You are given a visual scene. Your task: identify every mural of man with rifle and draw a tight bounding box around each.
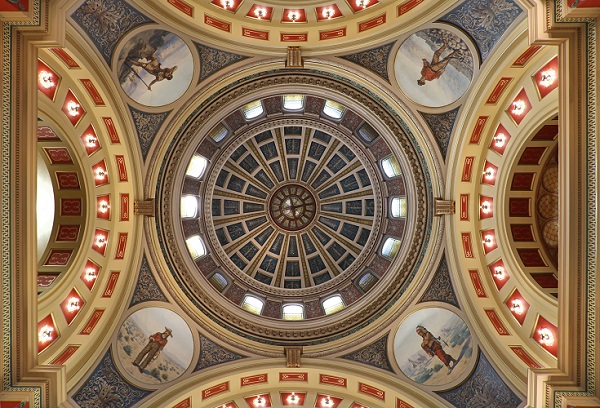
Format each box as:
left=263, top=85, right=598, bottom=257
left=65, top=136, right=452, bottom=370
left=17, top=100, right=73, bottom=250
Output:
left=132, top=327, right=173, bottom=373
left=416, top=325, right=458, bottom=374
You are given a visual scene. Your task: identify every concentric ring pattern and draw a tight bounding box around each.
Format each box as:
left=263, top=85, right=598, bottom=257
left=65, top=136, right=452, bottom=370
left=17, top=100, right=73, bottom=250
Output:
left=208, top=126, right=377, bottom=290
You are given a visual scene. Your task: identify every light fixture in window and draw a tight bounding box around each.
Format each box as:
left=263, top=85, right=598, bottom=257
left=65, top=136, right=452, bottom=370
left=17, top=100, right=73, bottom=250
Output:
left=38, top=325, right=54, bottom=343
left=254, top=7, right=266, bottom=18
left=242, top=100, right=264, bottom=120
left=288, top=10, right=300, bottom=21
left=283, top=304, right=304, bottom=320
left=510, top=299, right=524, bottom=315
left=322, top=7, right=334, bottom=18
left=483, top=234, right=495, bottom=247
left=254, top=396, right=266, bottom=407
left=181, top=195, right=198, bottom=218
left=538, top=327, right=555, bottom=346
left=493, top=133, right=506, bottom=148
left=220, top=0, right=231, bottom=8
left=390, top=197, right=407, bottom=218
left=84, top=267, right=97, bottom=282
left=39, top=70, right=55, bottom=89
left=283, top=94, right=304, bottom=110
left=95, top=167, right=107, bottom=181
left=186, top=235, right=206, bottom=259
left=381, top=155, right=401, bottom=178
left=323, top=100, right=346, bottom=119
left=381, top=236, right=401, bottom=259
left=539, top=68, right=557, bottom=88
left=483, top=166, right=495, bottom=181
left=355, top=0, right=369, bottom=8
left=493, top=266, right=506, bottom=280
left=323, top=295, right=344, bottom=315
left=322, top=396, right=334, bottom=407
left=186, top=154, right=208, bottom=178
left=242, top=295, right=264, bottom=315
left=480, top=200, right=492, bottom=214
left=95, top=234, right=107, bottom=247
left=98, top=200, right=110, bottom=214
left=67, top=100, right=80, bottom=116
left=511, top=100, right=526, bottom=116
left=67, top=297, right=81, bottom=313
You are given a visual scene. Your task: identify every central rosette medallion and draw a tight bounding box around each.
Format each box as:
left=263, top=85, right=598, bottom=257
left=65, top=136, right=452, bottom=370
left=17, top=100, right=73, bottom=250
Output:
left=269, top=184, right=316, bottom=231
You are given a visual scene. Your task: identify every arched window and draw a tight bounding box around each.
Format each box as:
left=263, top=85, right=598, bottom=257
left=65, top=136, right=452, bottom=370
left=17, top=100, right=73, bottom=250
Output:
left=381, top=155, right=401, bottom=178
left=208, top=123, right=229, bottom=143
left=322, top=295, right=345, bottom=315
left=390, top=196, right=407, bottom=218
left=180, top=195, right=198, bottom=218
left=186, top=154, right=208, bottom=179
left=323, top=100, right=346, bottom=119
left=185, top=235, right=206, bottom=259
left=208, top=272, right=228, bottom=292
left=357, top=122, right=378, bottom=144
left=242, top=100, right=264, bottom=120
left=241, top=295, right=264, bottom=315
left=283, top=304, right=304, bottom=320
left=283, top=94, right=305, bottom=111
left=381, top=236, right=401, bottom=260
left=357, top=271, right=377, bottom=292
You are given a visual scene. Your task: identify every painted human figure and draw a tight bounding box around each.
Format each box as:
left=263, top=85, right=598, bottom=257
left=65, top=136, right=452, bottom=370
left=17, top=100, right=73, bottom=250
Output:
left=128, top=54, right=178, bottom=91
left=132, top=328, right=172, bottom=372
left=416, top=325, right=457, bottom=374
left=417, top=39, right=460, bottom=86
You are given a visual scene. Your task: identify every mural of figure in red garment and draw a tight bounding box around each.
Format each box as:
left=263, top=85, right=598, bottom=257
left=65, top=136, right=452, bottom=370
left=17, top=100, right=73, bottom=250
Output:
left=132, top=327, right=173, bottom=373
left=416, top=325, right=458, bottom=374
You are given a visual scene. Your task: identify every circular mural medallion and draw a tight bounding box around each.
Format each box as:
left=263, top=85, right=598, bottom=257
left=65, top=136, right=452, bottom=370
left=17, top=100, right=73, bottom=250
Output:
left=117, top=29, right=193, bottom=107
left=394, top=307, right=474, bottom=387
left=116, top=307, right=194, bottom=385
left=394, top=28, right=474, bottom=108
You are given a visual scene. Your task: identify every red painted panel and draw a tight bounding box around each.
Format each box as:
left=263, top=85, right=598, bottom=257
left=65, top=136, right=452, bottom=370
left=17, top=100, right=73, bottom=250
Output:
left=510, top=224, right=535, bottom=241
left=315, top=395, right=342, bottom=408
left=50, top=345, right=80, bottom=365
left=511, top=173, right=535, bottom=191
left=489, top=123, right=511, bottom=155
left=56, top=225, right=80, bottom=241
left=37, top=314, right=58, bottom=353
left=102, top=271, right=120, bottom=297
left=202, top=382, right=230, bottom=399
left=316, top=4, right=342, bottom=21
left=532, top=124, right=559, bottom=141
left=532, top=273, right=559, bottom=288
left=56, top=172, right=80, bottom=189
left=38, top=273, right=59, bottom=288
left=61, top=198, right=82, bottom=216
left=79, top=309, right=104, bottom=335
left=115, top=155, right=128, bottom=181
left=481, top=160, right=498, bottom=186
left=348, top=0, right=378, bottom=12
left=246, top=4, right=273, bottom=20
left=510, top=346, right=542, bottom=368
left=481, top=229, right=498, bottom=254
left=168, top=0, right=193, bottom=16
left=469, top=269, right=487, bottom=297
left=570, top=0, right=600, bottom=6
left=211, top=0, right=242, bottom=12
left=242, top=27, right=269, bottom=40
left=44, top=147, right=73, bottom=164
left=488, top=259, right=510, bottom=290
left=92, top=228, right=109, bottom=256
left=204, top=14, right=231, bottom=32
left=121, top=193, right=130, bottom=221
left=60, top=288, right=84, bottom=325
left=507, top=88, right=532, bottom=125
left=281, top=33, right=308, bottom=42
left=469, top=116, right=488, bottom=144
left=398, top=0, right=424, bottom=16
left=461, top=156, right=475, bottom=182
left=92, top=160, right=109, bottom=187
left=320, top=374, right=347, bottom=387
left=359, top=383, right=385, bottom=400
left=485, top=309, right=510, bottom=335
left=397, top=398, right=415, bottom=408
left=509, top=198, right=530, bottom=217
left=506, top=288, right=530, bottom=325
left=320, top=28, right=346, bottom=40
left=534, top=57, right=558, bottom=98
left=486, top=77, right=512, bottom=104
left=80, top=124, right=101, bottom=156
left=279, top=372, right=308, bottom=381
left=518, top=146, right=547, bottom=165
left=281, top=8, right=307, bottom=23
left=479, top=195, right=493, bottom=219
left=37, top=125, right=60, bottom=140
left=459, top=194, right=469, bottom=220
left=0, top=0, right=29, bottom=11
left=241, top=373, right=268, bottom=386
left=243, top=394, right=271, bottom=406
left=51, top=48, right=79, bottom=68
left=44, top=250, right=72, bottom=266
left=281, top=392, right=306, bottom=406
left=513, top=45, right=542, bottom=66
left=518, top=248, right=547, bottom=267
left=533, top=315, right=558, bottom=357
left=61, top=89, right=85, bottom=126
left=461, top=232, right=474, bottom=258
left=80, top=259, right=100, bottom=291
left=79, top=79, right=105, bottom=105
left=97, top=194, right=111, bottom=220
left=359, top=13, right=386, bottom=32
left=102, top=117, right=121, bottom=144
